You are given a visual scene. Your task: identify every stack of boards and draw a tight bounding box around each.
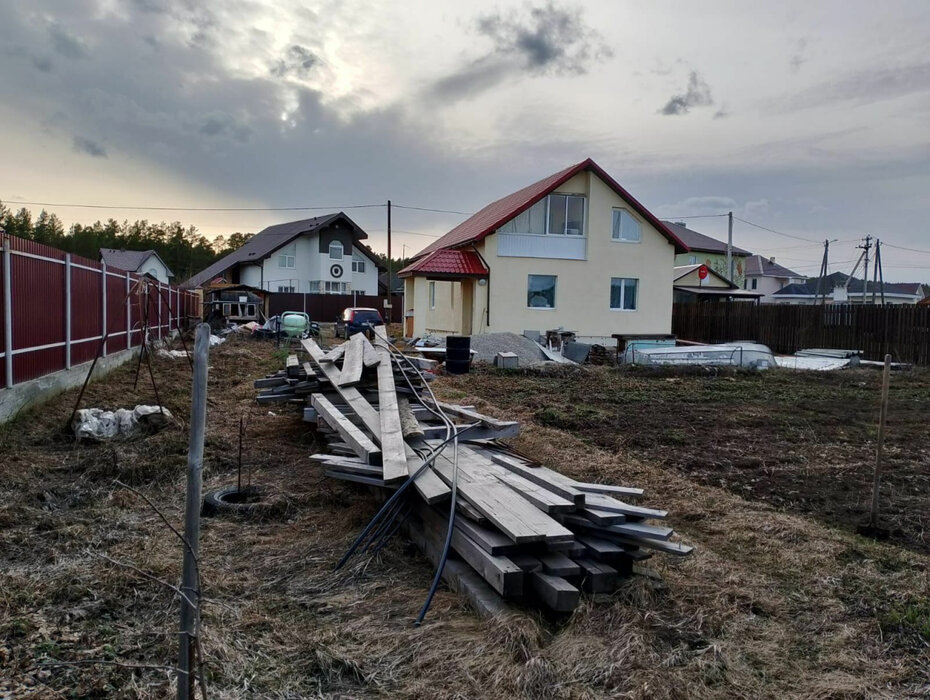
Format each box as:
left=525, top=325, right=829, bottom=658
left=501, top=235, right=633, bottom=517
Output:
left=254, top=327, right=692, bottom=616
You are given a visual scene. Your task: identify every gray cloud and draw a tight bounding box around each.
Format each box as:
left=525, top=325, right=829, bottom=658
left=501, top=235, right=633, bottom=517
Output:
left=780, top=61, right=930, bottom=111
left=426, top=2, right=612, bottom=103
left=660, top=70, right=714, bottom=115
left=270, top=45, right=319, bottom=79
left=72, top=135, right=107, bottom=158
left=48, top=23, right=88, bottom=59
left=789, top=39, right=807, bottom=73
left=32, top=55, right=52, bottom=72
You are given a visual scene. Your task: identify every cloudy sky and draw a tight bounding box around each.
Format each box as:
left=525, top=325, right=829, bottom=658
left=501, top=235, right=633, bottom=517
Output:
left=2, top=0, right=930, bottom=280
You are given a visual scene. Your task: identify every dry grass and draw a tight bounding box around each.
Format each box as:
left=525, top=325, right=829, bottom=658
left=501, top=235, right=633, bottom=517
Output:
left=1, top=337, right=928, bottom=698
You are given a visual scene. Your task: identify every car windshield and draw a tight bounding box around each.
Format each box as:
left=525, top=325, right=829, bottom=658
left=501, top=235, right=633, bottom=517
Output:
left=353, top=310, right=382, bottom=325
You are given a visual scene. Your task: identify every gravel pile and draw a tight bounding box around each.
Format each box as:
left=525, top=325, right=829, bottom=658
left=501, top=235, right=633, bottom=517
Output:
left=458, top=332, right=547, bottom=366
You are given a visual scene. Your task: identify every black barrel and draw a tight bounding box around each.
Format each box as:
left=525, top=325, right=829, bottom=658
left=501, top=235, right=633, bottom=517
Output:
left=445, top=335, right=471, bottom=375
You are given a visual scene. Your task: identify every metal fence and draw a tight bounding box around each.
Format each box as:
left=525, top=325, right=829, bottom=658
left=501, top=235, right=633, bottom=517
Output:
left=0, top=234, right=200, bottom=388
left=268, top=292, right=404, bottom=324
left=672, top=301, right=930, bottom=364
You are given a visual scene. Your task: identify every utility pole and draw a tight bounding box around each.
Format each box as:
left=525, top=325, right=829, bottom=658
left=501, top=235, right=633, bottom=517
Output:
left=386, top=200, right=392, bottom=317
left=814, top=239, right=830, bottom=305
left=726, top=211, right=733, bottom=282
left=858, top=235, right=872, bottom=304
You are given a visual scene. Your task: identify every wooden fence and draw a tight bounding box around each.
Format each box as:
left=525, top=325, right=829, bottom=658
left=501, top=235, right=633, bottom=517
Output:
left=672, top=302, right=930, bottom=364
left=268, top=292, right=404, bottom=324
left=0, top=234, right=200, bottom=388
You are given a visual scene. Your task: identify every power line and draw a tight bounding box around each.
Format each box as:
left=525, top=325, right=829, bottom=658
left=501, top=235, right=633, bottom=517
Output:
left=392, top=204, right=473, bottom=216
left=2, top=199, right=386, bottom=212
left=881, top=242, right=930, bottom=255
left=733, top=216, right=820, bottom=243
left=369, top=228, right=442, bottom=239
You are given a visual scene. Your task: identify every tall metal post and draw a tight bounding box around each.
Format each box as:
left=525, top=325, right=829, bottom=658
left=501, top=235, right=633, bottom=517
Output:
left=64, top=254, right=72, bottom=370
left=726, top=211, right=733, bottom=282
left=101, top=263, right=108, bottom=357
left=387, top=200, right=392, bottom=318
left=2, top=239, right=13, bottom=388
left=178, top=323, right=210, bottom=700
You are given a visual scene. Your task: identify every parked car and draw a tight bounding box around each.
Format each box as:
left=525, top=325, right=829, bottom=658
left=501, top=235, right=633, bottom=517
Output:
left=335, top=307, right=384, bottom=338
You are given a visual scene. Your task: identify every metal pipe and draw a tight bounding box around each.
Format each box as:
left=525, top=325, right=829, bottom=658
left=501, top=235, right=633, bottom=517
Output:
left=3, top=238, right=13, bottom=388
left=65, top=254, right=72, bottom=370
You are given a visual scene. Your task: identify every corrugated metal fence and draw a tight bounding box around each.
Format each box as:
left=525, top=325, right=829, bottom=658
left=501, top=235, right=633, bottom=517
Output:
left=0, top=234, right=200, bottom=388
left=268, top=292, right=404, bottom=323
left=672, top=302, right=930, bottom=364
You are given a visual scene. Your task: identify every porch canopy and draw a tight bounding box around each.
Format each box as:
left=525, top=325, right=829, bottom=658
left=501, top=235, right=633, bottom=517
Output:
left=397, top=249, right=489, bottom=279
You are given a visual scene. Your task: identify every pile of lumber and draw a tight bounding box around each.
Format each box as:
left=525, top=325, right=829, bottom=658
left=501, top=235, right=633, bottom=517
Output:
left=254, top=328, right=692, bottom=615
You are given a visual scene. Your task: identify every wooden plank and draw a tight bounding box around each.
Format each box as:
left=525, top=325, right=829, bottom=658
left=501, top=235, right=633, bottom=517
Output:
left=529, top=572, right=580, bottom=612
left=509, top=554, right=542, bottom=573
left=302, top=338, right=449, bottom=501
left=575, top=534, right=628, bottom=560
left=308, top=455, right=383, bottom=477
left=323, top=470, right=387, bottom=487
left=573, top=558, right=618, bottom=593
left=396, top=355, right=438, bottom=372
left=420, top=424, right=521, bottom=441
left=609, top=522, right=674, bottom=541
left=286, top=354, right=300, bottom=377
left=582, top=493, right=668, bottom=520
left=573, top=482, right=644, bottom=499
left=417, top=503, right=523, bottom=597
left=454, top=517, right=518, bottom=555
left=397, top=397, right=424, bottom=438
left=371, top=326, right=409, bottom=484
left=494, top=471, right=576, bottom=514
left=311, top=394, right=381, bottom=464
left=539, top=552, right=582, bottom=577
left=421, top=398, right=520, bottom=432
left=614, top=537, right=693, bottom=556
left=319, top=344, right=346, bottom=363
left=361, top=335, right=381, bottom=368
left=456, top=500, right=489, bottom=524
left=579, top=507, right=626, bottom=526
left=485, top=452, right=586, bottom=505
left=337, top=333, right=365, bottom=387
left=253, top=375, right=289, bottom=388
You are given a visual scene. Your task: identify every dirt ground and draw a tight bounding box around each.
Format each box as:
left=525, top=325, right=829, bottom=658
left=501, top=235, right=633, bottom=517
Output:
left=1, top=337, right=928, bottom=698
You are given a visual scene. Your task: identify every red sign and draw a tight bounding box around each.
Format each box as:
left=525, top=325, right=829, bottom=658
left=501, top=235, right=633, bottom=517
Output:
left=698, top=265, right=709, bottom=280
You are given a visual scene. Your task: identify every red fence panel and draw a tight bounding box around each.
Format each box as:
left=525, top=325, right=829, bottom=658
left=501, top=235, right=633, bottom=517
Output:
left=11, top=244, right=66, bottom=383
left=71, top=261, right=103, bottom=366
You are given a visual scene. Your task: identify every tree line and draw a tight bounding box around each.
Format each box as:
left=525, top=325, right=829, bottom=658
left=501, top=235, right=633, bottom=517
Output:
left=0, top=201, right=253, bottom=282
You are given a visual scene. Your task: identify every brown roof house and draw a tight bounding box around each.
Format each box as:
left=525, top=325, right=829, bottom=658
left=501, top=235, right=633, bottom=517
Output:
left=99, top=248, right=174, bottom=284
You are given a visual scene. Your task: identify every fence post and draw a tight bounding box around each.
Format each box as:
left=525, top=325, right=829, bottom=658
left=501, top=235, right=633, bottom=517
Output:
left=101, top=263, right=108, bottom=357
left=64, top=253, right=72, bottom=370
left=158, top=283, right=163, bottom=340
left=3, top=239, right=12, bottom=388
left=126, top=272, right=132, bottom=349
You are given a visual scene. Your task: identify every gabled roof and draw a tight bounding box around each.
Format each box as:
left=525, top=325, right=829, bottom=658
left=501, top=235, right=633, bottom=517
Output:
left=744, top=255, right=802, bottom=279
left=398, top=249, right=489, bottom=278
left=413, top=158, right=687, bottom=259
left=661, top=221, right=752, bottom=256
left=99, top=248, right=174, bottom=277
left=673, top=264, right=738, bottom=289
left=183, top=212, right=368, bottom=289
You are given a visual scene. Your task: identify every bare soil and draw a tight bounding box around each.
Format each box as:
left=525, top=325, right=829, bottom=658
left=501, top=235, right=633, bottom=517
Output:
left=1, top=338, right=928, bottom=698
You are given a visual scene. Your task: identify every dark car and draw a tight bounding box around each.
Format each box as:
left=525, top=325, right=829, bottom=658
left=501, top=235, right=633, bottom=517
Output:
left=334, top=307, right=384, bottom=338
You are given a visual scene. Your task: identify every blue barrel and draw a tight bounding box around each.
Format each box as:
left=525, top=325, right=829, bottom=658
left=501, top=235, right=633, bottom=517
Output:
left=445, top=336, right=471, bottom=374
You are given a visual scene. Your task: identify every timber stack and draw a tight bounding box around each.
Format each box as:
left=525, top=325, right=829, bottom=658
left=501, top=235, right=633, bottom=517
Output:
left=254, top=327, right=692, bottom=616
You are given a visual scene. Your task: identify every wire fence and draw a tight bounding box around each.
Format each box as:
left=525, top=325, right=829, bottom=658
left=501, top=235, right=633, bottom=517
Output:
left=0, top=233, right=200, bottom=388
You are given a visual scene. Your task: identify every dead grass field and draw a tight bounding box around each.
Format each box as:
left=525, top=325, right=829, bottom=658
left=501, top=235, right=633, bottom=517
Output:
left=1, top=338, right=928, bottom=698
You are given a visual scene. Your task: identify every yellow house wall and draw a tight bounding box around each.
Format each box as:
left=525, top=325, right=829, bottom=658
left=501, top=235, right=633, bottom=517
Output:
left=675, top=251, right=747, bottom=287
left=480, top=171, right=676, bottom=339
left=425, top=280, right=462, bottom=334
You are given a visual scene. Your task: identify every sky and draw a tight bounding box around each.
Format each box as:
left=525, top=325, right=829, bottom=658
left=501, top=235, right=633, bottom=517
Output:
left=1, top=0, right=930, bottom=281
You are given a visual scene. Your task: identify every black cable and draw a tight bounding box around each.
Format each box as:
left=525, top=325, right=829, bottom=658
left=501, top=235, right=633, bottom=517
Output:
left=5, top=200, right=386, bottom=212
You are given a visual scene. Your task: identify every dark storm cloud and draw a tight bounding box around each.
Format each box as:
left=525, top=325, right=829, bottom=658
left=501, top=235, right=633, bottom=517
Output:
left=659, top=71, right=714, bottom=115
left=72, top=135, right=107, bottom=157
left=426, top=2, right=612, bottom=103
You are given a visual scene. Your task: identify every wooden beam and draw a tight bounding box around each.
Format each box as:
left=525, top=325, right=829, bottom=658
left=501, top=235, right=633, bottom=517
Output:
left=485, top=452, right=586, bottom=505
left=539, top=552, right=582, bottom=577
left=529, top=572, right=579, bottom=612
left=573, top=558, right=618, bottom=593
left=361, top=335, right=381, bottom=368
left=311, top=394, right=381, bottom=465
left=371, top=326, right=410, bottom=484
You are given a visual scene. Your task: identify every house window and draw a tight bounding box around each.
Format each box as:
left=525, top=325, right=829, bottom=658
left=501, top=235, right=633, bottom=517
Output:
left=689, top=255, right=697, bottom=265
left=307, top=280, right=320, bottom=293
left=498, top=195, right=585, bottom=236
left=610, top=278, right=638, bottom=310
left=278, top=253, right=295, bottom=268
left=277, top=285, right=295, bottom=293
left=323, top=281, right=348, bottom=294
left=527, top=274, right=556, bottom=309
left=429, top=281, right=436, bottom=309
left=352, top=259, right=365, bottom=273
left=222, top=303, right=231, bottom=316
left=329, top=240, right=344, bottom=260
left=246, top=304, right=256, bottom=316
left=612, top=209, right=641, bottom=242
left=751, top=278, right=758, bottom=290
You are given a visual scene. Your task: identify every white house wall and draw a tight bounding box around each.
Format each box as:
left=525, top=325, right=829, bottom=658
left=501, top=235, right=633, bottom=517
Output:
left=247, top=235, right=378, bottom=294
left=141, top=257, right=171, bottom=284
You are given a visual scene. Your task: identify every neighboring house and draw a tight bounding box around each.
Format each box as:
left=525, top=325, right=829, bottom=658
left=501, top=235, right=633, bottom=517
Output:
left=673, top=264, right=764, bottom=303
left=743, top=255, right=805, bottom=302
left=663, top=221, right=752, bottom=289
left=398, top=158, right=688, bottom=343
left=99, top=248, right=174, bottom=284
left=183, top=213, right=381, bottom=295
left=771, top=272, right=926, bottom=305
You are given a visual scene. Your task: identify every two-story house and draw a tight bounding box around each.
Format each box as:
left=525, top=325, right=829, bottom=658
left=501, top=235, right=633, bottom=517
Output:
left=742, top=255, right=805, bottom=302
left=99, top=248, right=174, bottom=284
left=398, top=159, right=687, bottom=343
left=184, top=213, right=381, bottom=294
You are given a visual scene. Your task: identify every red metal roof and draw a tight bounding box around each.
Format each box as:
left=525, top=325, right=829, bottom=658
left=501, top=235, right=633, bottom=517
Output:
left=397, top=249, right=489, bottom=278
left=412, top=158, right=687, bottom=259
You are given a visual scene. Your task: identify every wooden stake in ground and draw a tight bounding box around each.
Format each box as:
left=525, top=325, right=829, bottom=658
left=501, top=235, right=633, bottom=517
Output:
left=178, top=323, right=210, bottom=700
left=868, top=353, right=892, bottom=529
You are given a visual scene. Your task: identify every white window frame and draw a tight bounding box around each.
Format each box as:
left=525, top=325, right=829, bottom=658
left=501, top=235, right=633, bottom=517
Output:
left=329, top=240, right=344, bottom=260
left=689, top=255, right=697, bottom=265
left=527, top=274, right=557, bottom=310
left=352, top=259, right=366, bottom=273
left=277, top=285, right=295, bottom=293
left=499, top=194, right=586, bottom=237
left=609, top=277, right=638, bottom=311
left=278, top=253, right=296, bottom=268
left=611, top=209, right=642, bottom=243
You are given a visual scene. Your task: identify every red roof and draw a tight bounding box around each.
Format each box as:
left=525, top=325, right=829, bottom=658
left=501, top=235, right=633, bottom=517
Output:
left=397, top=249, right=489, bottom=278
left=412, top=158, right=687, bottom=259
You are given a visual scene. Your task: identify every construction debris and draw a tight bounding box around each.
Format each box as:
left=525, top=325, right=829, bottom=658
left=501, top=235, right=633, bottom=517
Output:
left=255, top=327, right=691, bottom=618
left=72, top=405, right=173, bottom=440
